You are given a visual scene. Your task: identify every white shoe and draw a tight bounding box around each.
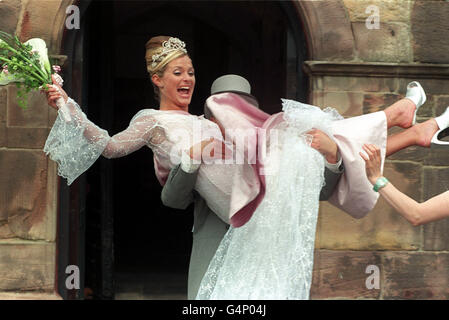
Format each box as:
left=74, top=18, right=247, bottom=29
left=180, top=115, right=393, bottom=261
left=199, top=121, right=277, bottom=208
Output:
left=405, top=81, right=427, bottom=125
left=430, top=107, right=449, bottom=148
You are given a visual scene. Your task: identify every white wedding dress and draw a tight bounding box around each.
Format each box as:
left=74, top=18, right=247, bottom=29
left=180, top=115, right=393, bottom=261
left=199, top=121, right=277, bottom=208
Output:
left=44, top=97, right=342, bottom=300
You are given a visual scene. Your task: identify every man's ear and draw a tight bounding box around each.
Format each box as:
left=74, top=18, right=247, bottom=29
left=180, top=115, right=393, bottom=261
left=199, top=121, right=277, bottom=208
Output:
left=152, top=74, right=162, bottom=88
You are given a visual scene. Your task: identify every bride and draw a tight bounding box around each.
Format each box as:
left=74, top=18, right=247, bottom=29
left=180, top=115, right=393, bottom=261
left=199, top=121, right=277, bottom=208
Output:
left=44, top=36, right=434, bottom=299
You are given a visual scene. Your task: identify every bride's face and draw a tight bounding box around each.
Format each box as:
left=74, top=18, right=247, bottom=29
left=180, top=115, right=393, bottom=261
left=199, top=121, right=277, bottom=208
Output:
left=157, top=55, right=195, bottom=111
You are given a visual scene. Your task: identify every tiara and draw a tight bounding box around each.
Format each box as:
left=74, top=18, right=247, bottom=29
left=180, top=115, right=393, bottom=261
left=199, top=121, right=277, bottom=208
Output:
left=151, top=37, right=187, bottom=68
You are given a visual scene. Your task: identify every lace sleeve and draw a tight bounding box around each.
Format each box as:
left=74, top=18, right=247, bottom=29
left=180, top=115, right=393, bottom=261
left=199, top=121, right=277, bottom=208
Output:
left=44, top=98, right=163, bottom=185
left=102, top=112, right=164, bottom=159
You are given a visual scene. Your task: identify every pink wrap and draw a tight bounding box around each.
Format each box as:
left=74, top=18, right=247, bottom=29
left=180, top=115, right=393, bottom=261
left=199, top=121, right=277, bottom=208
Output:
left=204, top=93, right=273, bottom=227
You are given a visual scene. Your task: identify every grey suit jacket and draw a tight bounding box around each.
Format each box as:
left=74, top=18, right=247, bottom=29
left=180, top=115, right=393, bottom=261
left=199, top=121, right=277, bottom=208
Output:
left=161, top=163, right=343, bottom=299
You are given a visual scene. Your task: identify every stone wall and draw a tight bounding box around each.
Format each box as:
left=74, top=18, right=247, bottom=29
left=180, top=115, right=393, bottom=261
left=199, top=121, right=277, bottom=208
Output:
left=0, top=0, right=69, bottom=299
left=306, top=0, right=449, bottom=299
left=0, top=85, right=59, bottom=296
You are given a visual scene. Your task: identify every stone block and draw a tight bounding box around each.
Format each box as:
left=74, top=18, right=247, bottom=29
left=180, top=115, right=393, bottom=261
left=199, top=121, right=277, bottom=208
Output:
left=343, top=0, right=411, bottom=23
left=316, top=162, right=422, bottom=250
left=422, top=167, right=449, bottom=250
left=48, top=106, right=58, bottom=124
left=0, top=87, right=7, bottom=124
left=311, top=250, right=382, bottom=299
left=412, top=1, right=449, bottom=64
left=317, top=91, right=365, bottom=117
left=382, top=252, right=449, bottom=299
left=362, top=93, right=401, bottom=114
left=402, top=78, right=449, bottom=96
left=424, top=143, right=449, bottom=166
left=386, top=141, right=428, bottom=163
left=1, top=87, right=7, bottom=147
left=0, top=241, right=55, bottom=291
left=323, top=76, right=397, bottom=93
left=18, top=0, right=61, bottom=43
left=299, top=0, right=355, bottom=60
left=0, top=292, right=61, bottom=300
left=436, top=96, right=449, bottom=116
left=0, top=149, right=56, bottom=241
left=310, top=76, right=323, bottom=91
left=0, top=126, right=6, bottom=147
left=352, top=22, right=412, bottom=62
left=417, top=94, right=436, bottom=118
left=6, top=127, right=50, bottom=149
left=7, top=85, right=49, bottom=128
left=0, top=222, right=15, bottom=239
left=0, top=0, right=22, bottom=34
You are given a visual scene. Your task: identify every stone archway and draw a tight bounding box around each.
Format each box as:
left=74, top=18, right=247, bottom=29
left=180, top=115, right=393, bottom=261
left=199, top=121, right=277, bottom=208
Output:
left=16, top=0, right=75, bottom=52
left=294, top=0, right=355, bottom=61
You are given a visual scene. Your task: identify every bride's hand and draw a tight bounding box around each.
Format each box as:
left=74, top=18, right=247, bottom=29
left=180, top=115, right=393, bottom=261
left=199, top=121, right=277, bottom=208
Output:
left=189, top=138, right=215, bottom=161
left=189, top=138, right=230, bottom=162
left=307, top=129, right=338, bottom=164
left=43, top=75, right=68, bottom=110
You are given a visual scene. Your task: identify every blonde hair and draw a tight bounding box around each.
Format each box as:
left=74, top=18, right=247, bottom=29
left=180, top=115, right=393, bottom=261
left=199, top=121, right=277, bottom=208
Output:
left=145, top=36, right=189, bottom=102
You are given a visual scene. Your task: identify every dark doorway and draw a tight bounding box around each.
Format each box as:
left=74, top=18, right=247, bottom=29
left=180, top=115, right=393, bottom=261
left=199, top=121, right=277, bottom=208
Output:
left=61, top=0, right=306, bottom=299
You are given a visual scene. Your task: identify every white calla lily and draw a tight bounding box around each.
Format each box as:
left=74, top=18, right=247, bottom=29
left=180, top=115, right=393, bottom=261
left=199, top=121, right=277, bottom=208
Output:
left=25, top=38, right=51, bottom=79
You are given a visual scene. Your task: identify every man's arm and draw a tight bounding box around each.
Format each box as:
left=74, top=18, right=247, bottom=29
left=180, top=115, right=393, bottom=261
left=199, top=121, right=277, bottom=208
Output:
left=320, top=158, right=344, bottom=201
left=160, top=153, right=200, bottom=210
left=307, top=128, right=344, bottom=201
left=161, top=138, right=216, bottom=209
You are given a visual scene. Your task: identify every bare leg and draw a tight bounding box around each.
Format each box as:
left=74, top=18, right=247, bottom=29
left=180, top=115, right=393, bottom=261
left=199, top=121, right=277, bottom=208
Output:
left=383, top=98, right=417, bottom=129
left=386, top=119, right=439, bottom=156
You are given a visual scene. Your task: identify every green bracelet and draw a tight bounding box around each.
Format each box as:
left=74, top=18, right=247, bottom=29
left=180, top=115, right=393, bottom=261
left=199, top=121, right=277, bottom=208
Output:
left=373, top=177, right=389, bottom=192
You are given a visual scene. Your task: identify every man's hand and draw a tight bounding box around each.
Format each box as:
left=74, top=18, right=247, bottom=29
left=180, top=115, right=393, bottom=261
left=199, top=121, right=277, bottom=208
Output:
left=307, top=129, right=338, bottom=164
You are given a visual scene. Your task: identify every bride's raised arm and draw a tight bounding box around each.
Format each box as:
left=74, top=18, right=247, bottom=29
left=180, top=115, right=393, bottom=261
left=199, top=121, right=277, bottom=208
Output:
left=43, top=82, right=168, bottom=185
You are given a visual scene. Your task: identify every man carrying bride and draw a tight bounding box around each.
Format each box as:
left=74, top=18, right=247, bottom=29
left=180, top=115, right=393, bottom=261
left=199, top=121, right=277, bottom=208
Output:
left=161, top=74, right=345, bottom=299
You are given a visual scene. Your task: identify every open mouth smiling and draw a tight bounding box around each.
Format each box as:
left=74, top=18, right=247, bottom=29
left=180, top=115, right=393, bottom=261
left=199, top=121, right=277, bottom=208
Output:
left=178, top=86, right=191, bottom=95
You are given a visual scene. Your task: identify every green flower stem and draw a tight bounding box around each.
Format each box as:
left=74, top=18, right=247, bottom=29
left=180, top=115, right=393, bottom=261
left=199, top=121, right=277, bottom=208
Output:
left=0, top=56, right=48, bottom=84
left=1, top=44, right=49, bottom=81
left=0, top=38, right=48, bottom=79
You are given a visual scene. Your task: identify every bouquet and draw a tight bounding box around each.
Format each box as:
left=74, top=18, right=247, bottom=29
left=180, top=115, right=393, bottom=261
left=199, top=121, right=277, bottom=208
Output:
left=0, top=31, right=62, bottom=109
